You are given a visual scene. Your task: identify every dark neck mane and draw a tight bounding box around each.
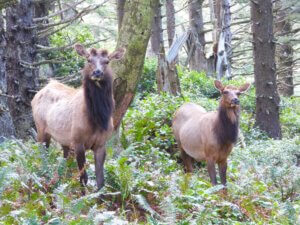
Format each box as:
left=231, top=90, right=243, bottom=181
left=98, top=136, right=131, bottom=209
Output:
left=83, top=74, right=114, bottom=131
left=214, top=105, right=239, bottom=147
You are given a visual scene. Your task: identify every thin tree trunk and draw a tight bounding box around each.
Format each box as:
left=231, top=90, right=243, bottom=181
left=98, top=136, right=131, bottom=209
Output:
left=5, top=0, right=38, bottom=139
left=151, top=1, right=162, bottom=55
left=0, top=13, right=15, bottom=140
left=112, top=0, right=159, bottom=130
left=117, top=0, right=126, bottom=32
left=275, top=1, right=294, bottom=96
left=222, top=0, right=232, bottom=78
left=251, top=0, right=281, bottom=139
left=187, top=0, right=209, bottom=73
left=156, top=0, right=180, bottom=95
left=166, top=0, right=175, bottom=47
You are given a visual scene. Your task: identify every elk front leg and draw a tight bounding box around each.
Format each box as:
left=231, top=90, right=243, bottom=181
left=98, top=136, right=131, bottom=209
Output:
left=74, top=144, right=88, bottom=186
left=218, top=160, right=227, bottom=186
left=207, top=160, right=217, bottom=185
left=93, top=146, right=106, bottom=190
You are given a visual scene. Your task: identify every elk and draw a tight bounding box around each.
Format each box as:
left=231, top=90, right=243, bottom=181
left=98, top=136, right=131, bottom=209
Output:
left=31, top=44, right=125, bottom=190
left=172, top=80, right=250, bottom=186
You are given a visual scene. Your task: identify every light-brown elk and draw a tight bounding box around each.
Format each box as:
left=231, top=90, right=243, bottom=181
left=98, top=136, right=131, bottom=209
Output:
left=31, top=44, right=125, bottom=190
left=172, top=80, right=250, bottom=186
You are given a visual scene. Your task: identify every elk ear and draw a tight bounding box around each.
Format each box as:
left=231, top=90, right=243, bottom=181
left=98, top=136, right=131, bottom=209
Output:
left=239, top=83, right=251, bottom=93
left=214, top=80, right=224, bottom=92
left=74, top=43, right=89, bottom=58
left=90, top=48, right=98, bottom=56
left=109, top=48, right=126, bottom=61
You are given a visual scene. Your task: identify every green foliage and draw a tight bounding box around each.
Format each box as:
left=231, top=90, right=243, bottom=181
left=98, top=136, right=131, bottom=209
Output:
left=280, top=97, right=300, bottom=137
left=122, top=93, right=184, bottom=152
left=137, top=58, right=157, bottom=98
left=48, top=25, right=95, bottom=77
left=1, top=64, right=299, bottom=224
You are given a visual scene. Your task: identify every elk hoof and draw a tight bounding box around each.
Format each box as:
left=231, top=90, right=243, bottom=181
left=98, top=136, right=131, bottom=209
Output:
left=80, top=171, right=88, bottom=186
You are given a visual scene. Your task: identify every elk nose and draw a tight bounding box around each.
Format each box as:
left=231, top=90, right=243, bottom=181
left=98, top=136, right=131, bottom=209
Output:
left=231, top=98, right=240, bottom=105
left=93, top=70, right=103, bottom=78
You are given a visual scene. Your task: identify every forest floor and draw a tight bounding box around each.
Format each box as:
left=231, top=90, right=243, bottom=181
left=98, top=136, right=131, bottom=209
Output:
left=0, top=69, right=299, bottom=224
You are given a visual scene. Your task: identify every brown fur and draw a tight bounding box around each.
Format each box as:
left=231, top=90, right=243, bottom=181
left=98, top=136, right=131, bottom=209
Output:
left=31, top=44, right=125, bottom=191
left=172, top=80, right=250, bottom=186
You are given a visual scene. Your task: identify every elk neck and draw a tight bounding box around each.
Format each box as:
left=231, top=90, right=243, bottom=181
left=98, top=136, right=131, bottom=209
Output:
left=213, top=104, right=240, bottom=147
left=83, top=73, right=114, bottom=131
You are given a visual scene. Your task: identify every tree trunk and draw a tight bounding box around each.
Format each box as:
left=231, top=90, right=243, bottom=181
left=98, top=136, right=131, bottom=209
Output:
left=151, top=1, right=162, bottom=55
left=209, top=0, right=222, bottom=43
left=112, top=0, right=159, bottom=130
left=275, top=1, right=294, bottom=96
left=156, top=46, right=181, bottom=96
left=187, top=0, right=209, bottom=73
left=5, top=0, right=38, bottom=139
left=156, top=0, right=180, bottom=95
left=251, top=0, right=282, bottom=139
left=166, top=0, right=175, bottom=47
left=222, top=0, right=232, bottom=78
left=117, top=0, right=126, bottom=32
left=0, top=13, right=15, bottom=140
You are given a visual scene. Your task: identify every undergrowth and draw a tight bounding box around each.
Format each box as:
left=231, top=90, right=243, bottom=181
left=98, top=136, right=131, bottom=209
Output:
left=0, top=67, right=299, bottom=224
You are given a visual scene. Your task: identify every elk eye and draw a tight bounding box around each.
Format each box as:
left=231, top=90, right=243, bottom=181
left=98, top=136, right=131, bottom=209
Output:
left=223, top=91, right=229, bottom=94
left=87, top=59, right=92, bottom=63
left=237, top=92, right=241, bottom=96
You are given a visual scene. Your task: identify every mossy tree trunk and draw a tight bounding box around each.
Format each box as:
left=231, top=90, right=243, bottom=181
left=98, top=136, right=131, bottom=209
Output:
left=117, top=0, right=126, bottom=33
left=112, top=0, right=159, bottom=130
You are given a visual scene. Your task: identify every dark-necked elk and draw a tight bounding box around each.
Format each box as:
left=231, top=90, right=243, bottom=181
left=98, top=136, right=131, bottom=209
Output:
left=31, top=44, right=125, bottom=190
left=172, top=80, right=250, bottom=186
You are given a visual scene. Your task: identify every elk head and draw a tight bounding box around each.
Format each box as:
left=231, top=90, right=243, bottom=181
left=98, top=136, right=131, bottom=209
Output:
left=214, top=80, right=250, bottom=108
left=74, top=43, right=125, bottom=82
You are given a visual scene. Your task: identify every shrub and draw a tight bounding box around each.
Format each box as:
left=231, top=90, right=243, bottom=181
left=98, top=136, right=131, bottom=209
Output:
left=122, top=93, right=184, bottom=152
left=136, top=58, right=157, bottom=98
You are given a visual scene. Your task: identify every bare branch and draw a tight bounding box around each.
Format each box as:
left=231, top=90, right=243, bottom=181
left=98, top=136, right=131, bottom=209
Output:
left=33, top=0, right=86, bottom=22
left=36, top=38, right=109, bottom=53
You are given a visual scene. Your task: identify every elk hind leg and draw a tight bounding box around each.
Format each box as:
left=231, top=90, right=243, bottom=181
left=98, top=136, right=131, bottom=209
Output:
left=37, top=128, right=51, bottom=148
left=181, top=149, right=193, bottom=173
left=62, top=146, right=70, bottom=158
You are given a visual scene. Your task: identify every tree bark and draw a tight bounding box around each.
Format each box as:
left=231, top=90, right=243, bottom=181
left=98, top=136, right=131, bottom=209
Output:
left=0, top=13, right=15, bottom=140
left=251, top=0, right=282, bottom=139
left=275, top=1, right=294, bottom=96
left=151, top=1, right=162, bottom=55
left=5, top=0, right=39, bottom=139
left=156, top=0, right=180, bottom=95
left=166, top=0, right=175, bottom=47
left=187, top=0, right=209, bottom=73
left=112, top=0, right=159, bottom=130
left=117, top=0, right=126, bottom=32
